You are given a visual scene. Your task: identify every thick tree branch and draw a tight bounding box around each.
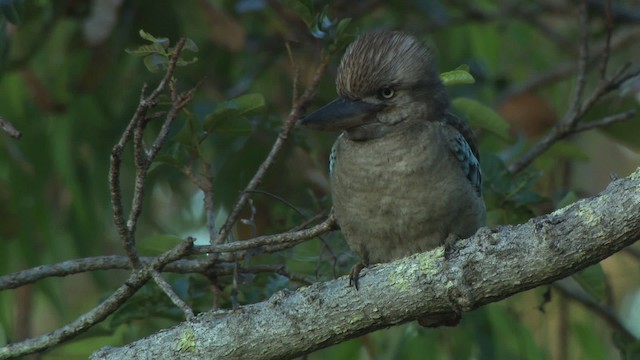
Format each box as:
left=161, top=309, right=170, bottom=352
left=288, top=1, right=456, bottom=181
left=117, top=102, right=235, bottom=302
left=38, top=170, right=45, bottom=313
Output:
left=91, top=168, right=640, bottom=360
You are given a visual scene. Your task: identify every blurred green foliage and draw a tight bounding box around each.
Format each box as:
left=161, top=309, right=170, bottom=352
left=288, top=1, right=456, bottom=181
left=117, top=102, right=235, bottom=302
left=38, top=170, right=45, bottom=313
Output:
left=0, top=0, right=639, bottom=358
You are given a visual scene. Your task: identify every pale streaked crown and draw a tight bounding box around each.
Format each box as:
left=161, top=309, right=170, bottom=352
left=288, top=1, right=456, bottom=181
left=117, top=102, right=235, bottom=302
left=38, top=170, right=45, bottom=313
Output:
left=336, top=31, right=439, bottom=99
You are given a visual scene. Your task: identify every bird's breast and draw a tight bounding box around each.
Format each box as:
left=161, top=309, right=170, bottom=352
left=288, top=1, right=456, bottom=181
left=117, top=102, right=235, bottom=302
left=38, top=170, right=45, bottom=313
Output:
left=330, top=123, right=485, bottom=263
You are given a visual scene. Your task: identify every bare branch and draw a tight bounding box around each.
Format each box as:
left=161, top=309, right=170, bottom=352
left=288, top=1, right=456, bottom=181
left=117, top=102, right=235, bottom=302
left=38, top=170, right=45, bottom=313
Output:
left=0, top=238, right=194, bottom=360
left=194, top=213, right=337, bottom=255
left=152, top=271, right=195, bottom=320
left=0, top=212, right=333, bottom=291
left=109, top=37, right=190, bottom=268
left=503, top=28, right=640, bottom=97
left=91, top=169, right=640, bottom=360
left=215, top=59, right=330, bottom=246
left=0, top=254, right=321, bottom=291
left=109, top=84, right=148, bottom=266
left=0, top=256, right=133, bottom=290
left=507, top=2, right=640, bottom=175
left=599, top=0, right=613, bottom=79
left=565, top=1, right=590, bottom=123
left=572, top=110, right=636, bottom=132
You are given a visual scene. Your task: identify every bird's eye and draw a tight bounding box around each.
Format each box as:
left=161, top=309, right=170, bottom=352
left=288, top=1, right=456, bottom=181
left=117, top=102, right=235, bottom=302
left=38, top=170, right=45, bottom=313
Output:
left=379, top=87, right=395, bottom=99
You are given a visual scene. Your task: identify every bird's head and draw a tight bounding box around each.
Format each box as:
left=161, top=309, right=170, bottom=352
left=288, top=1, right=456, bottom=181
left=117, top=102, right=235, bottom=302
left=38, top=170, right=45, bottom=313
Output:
left=301, top=31, right=448, bottom=141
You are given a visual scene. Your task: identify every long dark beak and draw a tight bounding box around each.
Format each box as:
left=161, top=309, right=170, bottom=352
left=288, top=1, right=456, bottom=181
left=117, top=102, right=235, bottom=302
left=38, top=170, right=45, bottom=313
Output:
left=299, top=96, right=382, bottom=131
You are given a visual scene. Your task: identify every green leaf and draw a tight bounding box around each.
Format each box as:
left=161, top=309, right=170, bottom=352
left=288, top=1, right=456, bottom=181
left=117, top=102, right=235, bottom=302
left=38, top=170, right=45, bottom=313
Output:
left=125, top=43, right=167, bottom=57
left=335, top=18, right=351, bottom=36
left=176, top=56, right=199, bottom=67
left=143, top=53, right=169, bottom=73
left=138, top=29, right=170, bottom=47
left=441, top=65, right=475, bottom=86
left=138, top=29, right=156, bottom=42
left=452, top=97, right=510, bottom=140
left=204, top=93, right=265, bottom=134
left=572, top=264, right=608, bottom=303
left=183, top=38, right=199, bottom=52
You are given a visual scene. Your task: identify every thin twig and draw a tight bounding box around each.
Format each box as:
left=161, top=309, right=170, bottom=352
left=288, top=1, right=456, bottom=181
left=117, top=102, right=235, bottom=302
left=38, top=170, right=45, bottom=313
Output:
left=565, top=1, right=590, bottom=125
left=503, top=28, right=640, bottom=98
left=215, top=59, right=329, bottom=247
left=572, top=110, right=636, bottom=132
left=151, top=271, right=195, bottom=320
left=109, top=37, right=189, bottom=268
left=124, top=86, right=197, bottom=266
left=0, top=214, right=333, bottom=291
left=109, top=84, right=148, bottom=267
left=196, top=212, right=336, bottom=255
left=0, top=238, right=194, bottom=359
left=508, top=2, right=640, bottom=174
left=600, top=0, right=613, bottom=79
left=0, top=116, right=22, bottom=139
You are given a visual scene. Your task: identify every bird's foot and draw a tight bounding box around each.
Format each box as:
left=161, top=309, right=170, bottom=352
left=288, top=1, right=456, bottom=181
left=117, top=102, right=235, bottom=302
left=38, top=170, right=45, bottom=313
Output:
left=443, top=233, right=460, bottom=259
left=349, top=262, right=366, bottom=290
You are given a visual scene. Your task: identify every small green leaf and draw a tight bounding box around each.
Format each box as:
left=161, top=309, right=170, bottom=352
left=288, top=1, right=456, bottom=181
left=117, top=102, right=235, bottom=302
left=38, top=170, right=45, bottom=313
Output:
left=572, top=264, right=608, bottom=303
left=441, top=65, right=475, bottom=86
left=156, top=37, right=170, bottom=49
left=335, top=18, right=351, bottom=36
left=183, top=38, right=199, bottom=52
left=138, top=29, right=170, bottom=47
left=138, top=29, right=158, bottom=42
left=452, top=97, right=510, bottom=140
left=125, top=43, right=167, bottom=57
left=143, top=54, right=168, bottom=73
left=176, top=57, right=199, bottom=67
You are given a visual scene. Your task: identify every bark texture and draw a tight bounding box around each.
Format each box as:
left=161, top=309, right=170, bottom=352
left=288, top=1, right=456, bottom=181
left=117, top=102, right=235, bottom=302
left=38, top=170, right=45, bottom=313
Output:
left=92, top=168, right=640, bottom=360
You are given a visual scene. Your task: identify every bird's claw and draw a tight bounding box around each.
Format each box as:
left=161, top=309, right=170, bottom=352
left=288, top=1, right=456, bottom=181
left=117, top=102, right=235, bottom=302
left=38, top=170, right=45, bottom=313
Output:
left=443, top=233, right=460, bottom=259
left=349, top=262, right=366, bottom=290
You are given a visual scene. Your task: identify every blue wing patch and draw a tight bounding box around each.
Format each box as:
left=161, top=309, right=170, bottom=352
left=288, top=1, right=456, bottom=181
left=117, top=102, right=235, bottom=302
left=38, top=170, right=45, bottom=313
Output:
left=329, top=137, right=339, bottom=177
left=448, top=133, right=482, bottom=196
